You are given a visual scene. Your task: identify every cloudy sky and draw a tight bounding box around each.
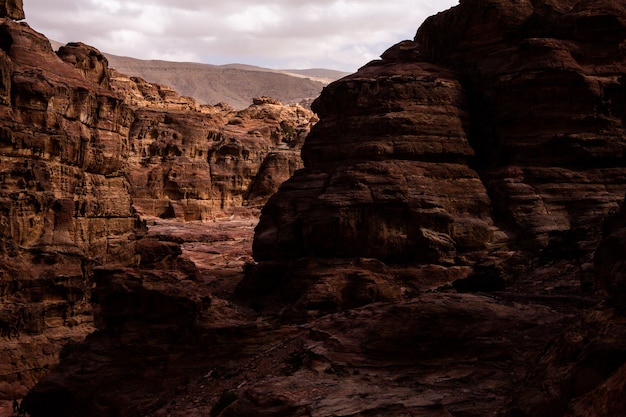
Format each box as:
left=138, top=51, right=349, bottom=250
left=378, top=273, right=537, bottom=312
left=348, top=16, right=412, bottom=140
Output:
left=23, top=0, right=458, bottom=72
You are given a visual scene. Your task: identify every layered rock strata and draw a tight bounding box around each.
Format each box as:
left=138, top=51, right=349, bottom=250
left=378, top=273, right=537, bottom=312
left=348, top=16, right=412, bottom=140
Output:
left=244, top=0, right=626, bottom=309
left=0, top=7, right=317, bottom=406
left=416, top=0, right=626, bottom=257
left=112, top=68, right=316, bottom=221
left=0, top=12, right=143, bottom=401
left=12, top=1, right=626, bottom=416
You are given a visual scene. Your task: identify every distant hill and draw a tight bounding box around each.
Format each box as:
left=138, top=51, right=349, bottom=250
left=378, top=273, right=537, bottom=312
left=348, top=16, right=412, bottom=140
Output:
left=49, top=40, right=350, bottom=109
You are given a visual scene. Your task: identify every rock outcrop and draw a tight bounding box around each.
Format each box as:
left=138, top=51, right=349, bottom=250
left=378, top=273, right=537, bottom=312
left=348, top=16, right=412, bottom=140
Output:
left=0, top=0, right=23, bottom=21
left=10, top=1, right=626, bottom=417
left=0, top=13, right=143, bottom=401
left=243, top=0, right=626, bottom=310
left=114, top=69, right=316, bottom=220
left=508, top=200, right=626, bottom=417
left=0, top=6, right=317, bottom=407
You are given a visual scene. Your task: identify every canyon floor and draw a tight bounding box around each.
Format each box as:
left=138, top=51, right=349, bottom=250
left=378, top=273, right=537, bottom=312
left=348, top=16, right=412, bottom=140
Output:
left=22, top=214, right=605, bottom=417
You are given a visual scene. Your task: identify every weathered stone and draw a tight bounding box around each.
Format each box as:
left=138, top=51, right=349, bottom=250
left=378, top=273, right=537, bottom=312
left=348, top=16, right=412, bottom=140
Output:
left=118, top=80, right=316, bottom=221
left=245, top=41, right=503, bottom=310
left=244, top=0, right=626, bottom=312
left=8, top=1, right=626, bottom=417
left=57, top=42, right=111, bottom=88
left=510, top=308, right=626, bottom=417
left=0, top=18, right=143, bottom=400
left=0, top=0, right=23, bottom=20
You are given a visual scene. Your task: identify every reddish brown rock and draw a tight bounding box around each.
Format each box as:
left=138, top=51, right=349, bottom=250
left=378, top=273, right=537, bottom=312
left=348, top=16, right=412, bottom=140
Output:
left=417, top=0, right=626, bottom=253
left=244, top=0, right=626, bottom=311
left=118, top=80, right=316, bottom=220
left=510, top=308, right=626, bottom=417
left=10, top=1, right=626, bottom=417
left=0, top=0, right=23, bottom=20
left=0, top=18, right=143, bottom=400
left=594, top=197, right=626, bottom=309
left=244, top=40, right=505, bottom=311
left=57, top=42, right=111, bottom=88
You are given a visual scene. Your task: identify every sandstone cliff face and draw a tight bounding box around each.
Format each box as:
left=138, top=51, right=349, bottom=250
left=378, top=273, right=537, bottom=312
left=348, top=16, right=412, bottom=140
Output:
left=111, top=70, right=316, bottom=221
left=0, top=9, right=144, bottom=401
left=0, top=4, right=317, bottom=404
left=12, top=1, right=626, bottom=416
left=245, top=0, right=626, bottom=309
left=0, top=0, right=23, bottom=21
left=416, top=0, right=626, bottom=255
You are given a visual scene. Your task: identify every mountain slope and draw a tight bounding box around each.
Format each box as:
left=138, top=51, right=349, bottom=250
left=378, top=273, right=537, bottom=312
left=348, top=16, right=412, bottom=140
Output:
left=49, top=40, right=349, bottom=109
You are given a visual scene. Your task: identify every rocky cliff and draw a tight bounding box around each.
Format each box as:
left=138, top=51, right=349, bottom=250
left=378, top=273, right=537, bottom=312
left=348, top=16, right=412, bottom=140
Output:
left=0, top=4, right=143, bottom=403
left=0, top=0, right=317, bottom=409
left=114, top=78, right=315, bottom=220
left=244, top=0, right=626, bottom=310
left=10, top=0, right=626, bottom=416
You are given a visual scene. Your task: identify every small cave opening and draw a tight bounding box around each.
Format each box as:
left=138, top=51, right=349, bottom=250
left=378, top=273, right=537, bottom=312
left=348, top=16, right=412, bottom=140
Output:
left=0, top=26, right=13, bottom=53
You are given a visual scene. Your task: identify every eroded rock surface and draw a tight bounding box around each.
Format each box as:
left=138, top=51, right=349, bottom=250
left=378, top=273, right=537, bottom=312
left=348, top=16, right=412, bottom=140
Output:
left=10, top=1, right=626, bottom=417
left=113, top=66, right=316, bottom=220
left=244, top=0, right=626, bottom=310
left=0, top=16, right=143, bottom=402
left=0, top=0, right=23, bottom=20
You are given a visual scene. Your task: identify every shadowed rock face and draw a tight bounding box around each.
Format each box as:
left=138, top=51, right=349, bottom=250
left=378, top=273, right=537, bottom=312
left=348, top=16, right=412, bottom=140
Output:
left=0, top=0, right=23, bottom=20
left=243, top=0, right=626, bottom=310
left=417, top=0, right=626, bottom=252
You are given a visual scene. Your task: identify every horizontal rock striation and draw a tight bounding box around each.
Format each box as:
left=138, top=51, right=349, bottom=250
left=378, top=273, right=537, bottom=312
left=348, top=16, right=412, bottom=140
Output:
left=0, top=9, right=318, bottom=404
left=116, top=79, right=315, bottom=220
left=12, top=1, right=626, bottom=417
left=0, top=15, right=144, bottom=400
left=417, top=0, right=626, bottom=254
left=244, top=0, right=626, bottom=310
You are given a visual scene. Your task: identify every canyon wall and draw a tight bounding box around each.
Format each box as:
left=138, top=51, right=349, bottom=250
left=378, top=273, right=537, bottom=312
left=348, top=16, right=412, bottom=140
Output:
left=114, top=79, right=315, bottom=220
left=8, top=0, right=626, bottom=416
left=0, top=11, right=142, bottom=399
left=0, top=3, right=316, bottom=405
left=243, top=0, right=626, bottom=311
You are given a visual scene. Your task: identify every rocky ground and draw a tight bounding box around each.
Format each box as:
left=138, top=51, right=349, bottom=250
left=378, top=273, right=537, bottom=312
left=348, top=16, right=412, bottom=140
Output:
left=18, top=212, right=614, bottom=417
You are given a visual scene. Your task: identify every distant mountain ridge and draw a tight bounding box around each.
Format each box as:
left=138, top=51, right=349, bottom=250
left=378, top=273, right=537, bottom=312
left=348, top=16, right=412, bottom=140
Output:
left=49, top=40, right=350, bottom=109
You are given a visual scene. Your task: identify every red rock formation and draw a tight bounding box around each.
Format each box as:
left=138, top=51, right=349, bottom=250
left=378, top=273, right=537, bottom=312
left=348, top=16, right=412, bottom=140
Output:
left=57, top=42, right=111, bottom=88
left=0, top=0, right=23, bottom=20
left=11, top=1, right=626, bottom=417
left=416, top=0, right=626, bottom=254
left=507, top=200, right=626, bottom=416
left=244, top=0, right=626, bottom=310
left=118, top=83, right=315, bottom=220
left=0, top=8, right=315, bottom=405
left=0, top=10, right=144, bottom=401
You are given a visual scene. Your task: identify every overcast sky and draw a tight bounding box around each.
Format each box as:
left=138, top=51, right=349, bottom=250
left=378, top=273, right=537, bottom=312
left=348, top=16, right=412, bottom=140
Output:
left=23, top=0, right=458, bottom=72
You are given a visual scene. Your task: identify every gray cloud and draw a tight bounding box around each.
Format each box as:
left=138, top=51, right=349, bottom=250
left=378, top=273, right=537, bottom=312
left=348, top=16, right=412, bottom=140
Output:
left=23, top=0, right=458, bottom=71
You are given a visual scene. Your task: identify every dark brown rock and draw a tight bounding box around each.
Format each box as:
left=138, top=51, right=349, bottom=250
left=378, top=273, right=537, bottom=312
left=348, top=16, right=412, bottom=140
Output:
left=0, top=18, right=143, bottom=400
left=0, top=0, right=23, bottom=20
left=510, top=308, right=626, bottom=417
left=416, top=0, right=626, bottom=253
left=595, top=196, right=626, bottom=309
left=10, top=1, right=626, bottom=417
left=244, top=41, right=504, bottom=311
left=244, top=0, right=626, bottom=312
